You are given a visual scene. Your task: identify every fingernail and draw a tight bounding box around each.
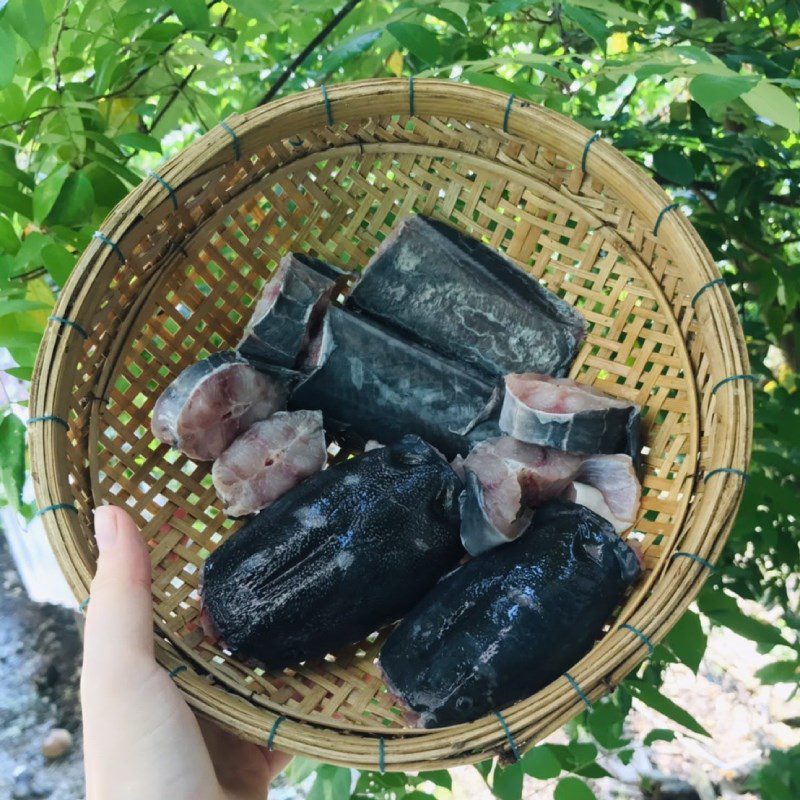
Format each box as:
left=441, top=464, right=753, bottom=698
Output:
left=94, top=505, right=119, bottom=553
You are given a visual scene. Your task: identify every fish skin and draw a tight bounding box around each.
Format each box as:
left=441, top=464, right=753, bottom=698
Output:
left=200, top=435, right=464, bottom=668
left=345, top=215, right=586, bottom=379
left=290, top=307, right=501, bottom=458
left=151, top=351, right=288, bottom=461
left=500, top=373, right=641, bottom=465
left=211, top=410, right=327, bottom=517
left=379, top=501, right=641, bottom=728
left=237, top=253, right=339, bottom=370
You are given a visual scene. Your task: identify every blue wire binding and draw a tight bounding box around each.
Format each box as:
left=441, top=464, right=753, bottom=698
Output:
left=494, top=711, right=521, bottom=762
left=288, top=137, right=304, bottom=147
left=149, top=171, right=178, bottom=210
left=378, top=736, right=386, bottom=774
left=704, top=466, right=749, bottom=483
left=267, top=716, right=285, bottom=751
left=93, top=231, right=125, bottom=264
left=35, top=503, right=78, bottom=517
left=78, top=596, right=90, bottom=612
left=48, top=315, right=89, bottom=339
left=691, top=277, right=725, bottom=307
left=321, top=84, right=334, bottom=125
left=502, top=92, right=515, bottom=133
left=168, top=665, right=187, bottom=680
left=408, top=75, right=415, bottom=116
left=653, top=202, right=679, bottom=236
left=581, top=131, right=601, bottom=173
left=220, top=121, right=241, bottom=161
left=27, top=415, right=69, bottom=430
left=564, top=672, right=592, bottom=712
left=671, top=551, right=716, bottom=572
left=619, top=623, right=655, bottom=655
left=711, top=374, right=756, bottom=395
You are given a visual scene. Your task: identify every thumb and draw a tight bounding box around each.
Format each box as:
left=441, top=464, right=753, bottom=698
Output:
left=82, top=505, right=154, bottom=680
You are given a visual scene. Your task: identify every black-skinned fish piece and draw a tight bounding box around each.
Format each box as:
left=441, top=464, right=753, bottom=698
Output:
left=290, top=307, right=501, bottom=458
left=200, top=435, right=464, bottom=668
left=345, top=215, right=586, bottom=378
left=379, top=501, right=641, bottom=728
left=500, top=373, right=641, bottom=466
left=151, top=351, right=288, bottom=461
left=237, top=253, right=341, bottom=370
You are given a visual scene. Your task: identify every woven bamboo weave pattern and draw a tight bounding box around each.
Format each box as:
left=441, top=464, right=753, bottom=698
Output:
left=30, top=79, right=751, bottom=770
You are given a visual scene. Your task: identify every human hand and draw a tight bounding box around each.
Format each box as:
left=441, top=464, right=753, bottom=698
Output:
left=81, top=505, right=290, bottom=800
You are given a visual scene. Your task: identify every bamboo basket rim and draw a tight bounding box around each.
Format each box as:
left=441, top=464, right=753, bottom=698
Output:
left=29, top=78, right=752, bottom=770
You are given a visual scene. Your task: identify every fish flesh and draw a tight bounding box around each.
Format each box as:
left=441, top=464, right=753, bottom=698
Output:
left=211, top=410, right=327, bottom=517
left=459, top=437, right=640, bottom=554
left=499, top=373, right=641, bottom=464
left=151, top=352, right=288, bottom=461
left=290, top=307, right=501, bottom=458
left=345, top=215, right=586, bottom=378
left=237, top=252, right=341, bottom=370
left=379, top=501, right=641, bottom=728
left=200, top=435, right=464, bottom=668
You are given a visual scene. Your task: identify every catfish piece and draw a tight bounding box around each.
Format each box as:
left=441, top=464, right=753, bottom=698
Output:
left=459, top=438, right=640, bottom=554
left=212, top=410, right=327, bottom=517
left=345, top=215, right=586, bottom=378
left=151, top=352, right=288, bottom=461
left=200, top=435, right=464, bottom=668
left=500, top=373, right=641, bottom=464
left=290, top=307, right=500, bottom=458
left=379, top=501, right=641, bottom=728
left=237, top=253, right=341, bottom=370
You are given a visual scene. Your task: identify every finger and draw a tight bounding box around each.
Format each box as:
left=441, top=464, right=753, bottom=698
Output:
left=82, top=505, right=154, bottom=682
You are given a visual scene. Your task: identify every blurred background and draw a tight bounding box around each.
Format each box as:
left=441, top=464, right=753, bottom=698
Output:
left=0, top=1, right=798, bottom=798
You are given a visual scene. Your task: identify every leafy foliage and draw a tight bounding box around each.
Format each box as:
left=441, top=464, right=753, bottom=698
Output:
left=1, top=0, right=798, bottom=796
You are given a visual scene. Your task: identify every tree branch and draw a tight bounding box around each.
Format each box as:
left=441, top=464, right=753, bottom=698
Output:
left=52, top=2, right=70, bottom=93
left=258, top=0, right=363, bottom=106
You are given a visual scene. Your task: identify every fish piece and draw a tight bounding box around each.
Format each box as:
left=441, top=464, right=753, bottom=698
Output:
left=499, top=373, right=641, bottom=463
left=212, top=410, right=327, bottom=517
left=345, top=215, right=586, bottom=378
left=459, top=438, right=640, bottom=554
left=200, top=435, right=464, bottom=668
left=290, top=307, right=500, bottom=458
left=379, top=501, right=641, bottom=728
left=151, top=352, right=288, bottom=461
left=237, top=253, right=340, bottom=370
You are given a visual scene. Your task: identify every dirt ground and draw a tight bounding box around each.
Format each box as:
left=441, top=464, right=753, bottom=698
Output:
left=2, top=526, right=797, bottom=800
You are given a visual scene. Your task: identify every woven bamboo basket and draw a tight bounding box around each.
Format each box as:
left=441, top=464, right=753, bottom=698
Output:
left=30, top=78, right=752, bottom=771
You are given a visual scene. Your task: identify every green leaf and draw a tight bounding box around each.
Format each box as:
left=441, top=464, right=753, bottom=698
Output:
left=0, top=82, right=25, bottom=120
left=474, top=759, right=494, bottom=780
left=662, top=610, right=707, bottom=672
left=521, top=745, right=562, bottom=779
left=0, top=299, right=49, bottom=317
left=562, top=5, right=608, bottom=51
left=320, top=29, right=382, bottom=73
left=626, top=680, right=710, bottom=737
left=426, top=7, right=469, bottom=34
left=698, top=589, right=785, bottom=646
left=568, top=0, right=644, bottom=21
left=0, top=414, right=26, bottom=513
left=554, top=777, right=596, bottom=800
left=644, top=728, right=676, bottom=745
left=742, top=80, right=800, bottom=132
left=33, top=165, right=70, bottom=224
left=227, top=0, right=273, bottom=20
left=0, top=216, right=20, bottom=253
left=755, top=660, right=800, bottom=684
left=172, top=0, right=209, bottom=28
left=386, top=22, right=444, bottom=65
left=141, top=22, right=185, bottom=41
left=652, top=147, right=695, bottom=186
left=0, top=24, right=17, bottom=88
left=283, top=757, right=320, bottom=784
left=587, top=699, right=628, bottom=749
left=4, top=0, right=47, bottom=51
left=115, top=132, right=163, bottom=153
left=306, top=765, right=351, bottom=800
left=492, top=762, right=522, bottom=800
left=418, top=770, right=452, bottom=790
left=41, top=243, right=76, bottom=286
left=0, top=186, right=32, bottom=219
left=47, top=172, right=95, bottom=227
left=689, top=73, right=757, bottom=111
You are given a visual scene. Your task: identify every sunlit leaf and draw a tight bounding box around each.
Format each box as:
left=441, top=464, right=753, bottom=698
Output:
left=4, top=0, right=46, bottom=51
left=742, top=80, right=800, bottom=131
left=0, top=24, right=17, bottom=88
left=171, top=0, right=209, bottom=29
left=0, top=414, right=25, bottom=512
left=33, top=164, right=70, bottom=224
